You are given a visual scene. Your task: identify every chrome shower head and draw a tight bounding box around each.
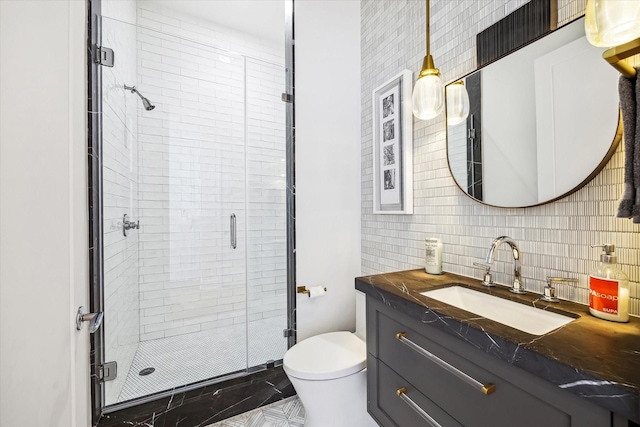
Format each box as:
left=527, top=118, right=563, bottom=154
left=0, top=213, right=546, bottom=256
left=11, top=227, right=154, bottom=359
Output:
left=141, top=96, right=155, bottom=111
left=124, top=84, right=155, bottom=111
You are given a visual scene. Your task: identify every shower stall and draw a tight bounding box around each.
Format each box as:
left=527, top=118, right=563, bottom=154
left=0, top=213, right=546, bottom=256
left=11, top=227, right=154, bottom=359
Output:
left=89, top=0, right=293, bottom=412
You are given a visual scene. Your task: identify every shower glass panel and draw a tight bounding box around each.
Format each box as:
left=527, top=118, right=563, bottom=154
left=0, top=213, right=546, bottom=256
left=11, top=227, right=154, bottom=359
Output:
left=100, top=11, right=287, bottom=407
left=245, top=57, right=288, bottom=367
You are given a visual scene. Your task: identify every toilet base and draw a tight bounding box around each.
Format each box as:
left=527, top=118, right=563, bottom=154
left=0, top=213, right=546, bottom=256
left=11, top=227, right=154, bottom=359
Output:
left=289, top=368, right=378, bottom=427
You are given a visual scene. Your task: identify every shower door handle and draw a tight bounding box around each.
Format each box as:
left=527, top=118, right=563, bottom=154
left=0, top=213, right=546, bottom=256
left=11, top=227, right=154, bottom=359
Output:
left=230, top=213, right=237, bottom=249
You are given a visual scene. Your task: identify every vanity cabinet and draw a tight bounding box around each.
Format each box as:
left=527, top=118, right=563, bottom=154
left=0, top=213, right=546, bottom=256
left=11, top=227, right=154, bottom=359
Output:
left=366, top=296, right=613, bottom=427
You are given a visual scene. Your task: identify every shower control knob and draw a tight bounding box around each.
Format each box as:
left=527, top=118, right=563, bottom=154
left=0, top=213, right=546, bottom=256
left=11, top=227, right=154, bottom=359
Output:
left=123, top=214, right=140, bottom=236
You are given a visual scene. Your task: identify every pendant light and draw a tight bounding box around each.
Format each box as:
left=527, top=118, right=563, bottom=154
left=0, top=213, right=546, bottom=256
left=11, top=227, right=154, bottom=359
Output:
left=412, top=0, right=444, bottom=120
left=585, top=0, right=640, bottom=47
left=445, top=81, right=470, bottom=126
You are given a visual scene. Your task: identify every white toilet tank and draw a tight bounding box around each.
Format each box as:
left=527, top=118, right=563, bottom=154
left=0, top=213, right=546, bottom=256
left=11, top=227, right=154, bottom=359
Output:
left=355, top=290, right=366, bottom=342
left=282, top=289, right=377, bottom=427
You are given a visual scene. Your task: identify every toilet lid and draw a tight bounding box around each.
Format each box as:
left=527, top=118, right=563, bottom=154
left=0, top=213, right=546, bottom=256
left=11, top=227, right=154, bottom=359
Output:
left=283, top=331, right=366, bottom=380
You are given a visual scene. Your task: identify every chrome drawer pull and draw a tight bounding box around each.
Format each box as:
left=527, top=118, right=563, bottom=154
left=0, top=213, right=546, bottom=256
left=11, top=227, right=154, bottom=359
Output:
left=396, top=332, right=496, bottom=395
left=396, top=388, right=442, bottom=427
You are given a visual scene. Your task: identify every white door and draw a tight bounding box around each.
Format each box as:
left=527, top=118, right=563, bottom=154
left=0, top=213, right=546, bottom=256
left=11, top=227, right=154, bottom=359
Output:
left=0, top=1, right=91, bottom=426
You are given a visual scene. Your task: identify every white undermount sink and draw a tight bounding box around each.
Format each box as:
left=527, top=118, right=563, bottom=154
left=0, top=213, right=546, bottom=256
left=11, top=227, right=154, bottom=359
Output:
left=420, top=286, right=575, bottom=335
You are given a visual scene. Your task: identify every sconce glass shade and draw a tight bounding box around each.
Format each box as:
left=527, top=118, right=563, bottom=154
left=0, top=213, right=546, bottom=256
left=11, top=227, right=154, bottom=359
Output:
left=413, top=74, right=444, bottom=120
left=585, top=0, right=640, bottom=47
left=445, top=82, right=470, bottom=126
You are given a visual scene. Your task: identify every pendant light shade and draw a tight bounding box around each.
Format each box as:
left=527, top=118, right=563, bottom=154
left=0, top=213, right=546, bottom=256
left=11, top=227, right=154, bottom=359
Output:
left=585, top=0, right=640, bottom=47
left=445, top=81, right=469, bottom=126
left=413, top=0, right=444, bottom=120
left=413, top=72, right=444, bottom=120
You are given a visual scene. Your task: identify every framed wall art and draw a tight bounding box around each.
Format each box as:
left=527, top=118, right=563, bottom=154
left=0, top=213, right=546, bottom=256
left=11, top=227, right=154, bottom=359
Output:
left=372, top=69, right=413, bottom=214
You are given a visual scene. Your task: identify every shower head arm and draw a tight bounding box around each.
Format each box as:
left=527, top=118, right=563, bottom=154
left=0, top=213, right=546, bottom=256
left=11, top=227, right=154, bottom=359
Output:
left=123, top=84, right=155, bottom=111
left=124, top=84, right=142, bottom=99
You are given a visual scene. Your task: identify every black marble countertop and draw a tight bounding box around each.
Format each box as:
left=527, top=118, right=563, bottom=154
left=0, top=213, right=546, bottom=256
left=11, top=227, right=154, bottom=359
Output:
left=355, top=269, right=640, bottom=423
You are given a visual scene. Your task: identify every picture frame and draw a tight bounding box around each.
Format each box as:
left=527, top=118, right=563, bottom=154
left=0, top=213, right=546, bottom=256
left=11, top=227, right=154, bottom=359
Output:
left=372, top=69, right=413, bottom=214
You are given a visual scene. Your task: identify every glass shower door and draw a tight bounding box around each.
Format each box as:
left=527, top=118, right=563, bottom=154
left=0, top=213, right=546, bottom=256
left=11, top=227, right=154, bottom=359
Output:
left=100, top=16, right=256, bottom=406
left=97, top=4, right=289, bottom=407
left=100, top=15, right=145, bottom=406
left=245, top=57, right=288, bottom=367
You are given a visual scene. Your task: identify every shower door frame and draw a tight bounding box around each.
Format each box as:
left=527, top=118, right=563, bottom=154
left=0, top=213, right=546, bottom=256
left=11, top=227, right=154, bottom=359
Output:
left=86, top=0, right=297, bottom=422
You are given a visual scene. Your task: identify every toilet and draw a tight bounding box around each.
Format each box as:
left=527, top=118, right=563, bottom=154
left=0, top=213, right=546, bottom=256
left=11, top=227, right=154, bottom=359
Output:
left=283, top=291, right=377, bottom=427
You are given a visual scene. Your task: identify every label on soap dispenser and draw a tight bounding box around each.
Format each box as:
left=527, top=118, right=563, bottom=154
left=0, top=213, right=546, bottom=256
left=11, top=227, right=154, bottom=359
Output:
left=589, top=276, right=620, bottom=315
left=425, top=238, right=443, bottom=275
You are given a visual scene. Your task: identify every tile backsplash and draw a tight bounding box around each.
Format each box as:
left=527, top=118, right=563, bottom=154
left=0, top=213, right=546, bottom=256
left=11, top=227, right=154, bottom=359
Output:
left=361, top=0, right=640, bottom=315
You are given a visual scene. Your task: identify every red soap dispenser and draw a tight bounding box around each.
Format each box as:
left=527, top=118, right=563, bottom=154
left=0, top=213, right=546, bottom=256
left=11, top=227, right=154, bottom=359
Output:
left=588, top=244, right=629, bottom=323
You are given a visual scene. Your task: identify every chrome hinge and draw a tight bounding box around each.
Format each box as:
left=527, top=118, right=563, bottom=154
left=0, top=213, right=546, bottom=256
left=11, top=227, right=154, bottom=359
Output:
left=98, top=361, right=117, bottom=382
left=283, top=328, right=294, bottom=338
left=281, top=93, right=294, bottom=103
left=95, top=46, right=114, bottom=67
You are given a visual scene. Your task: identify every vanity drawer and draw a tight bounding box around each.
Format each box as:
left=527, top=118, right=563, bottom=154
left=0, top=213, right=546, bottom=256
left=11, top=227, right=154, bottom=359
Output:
left=375, top=310, right=609, bottom=427
left=369, top=357, right=462, bottom=427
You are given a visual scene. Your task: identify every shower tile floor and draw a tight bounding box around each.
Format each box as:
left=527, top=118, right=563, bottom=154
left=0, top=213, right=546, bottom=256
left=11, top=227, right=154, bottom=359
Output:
left=116, top=317, right=287, bottom=403
left=205, top=396, right=305, bottom=427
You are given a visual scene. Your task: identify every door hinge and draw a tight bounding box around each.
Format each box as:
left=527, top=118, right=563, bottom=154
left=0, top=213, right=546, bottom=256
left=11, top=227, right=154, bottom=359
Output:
left=95, top=46, right=114, bottom=67
left=98, top=361, right=118, bottom=382
left=283, top=328, right=294, bottom=338
left=281, top=93, right=294, bottom=103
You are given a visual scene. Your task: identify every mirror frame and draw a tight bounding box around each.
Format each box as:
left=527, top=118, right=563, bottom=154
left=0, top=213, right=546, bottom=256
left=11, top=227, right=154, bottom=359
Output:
left=445, top=16, right=623, bottom=209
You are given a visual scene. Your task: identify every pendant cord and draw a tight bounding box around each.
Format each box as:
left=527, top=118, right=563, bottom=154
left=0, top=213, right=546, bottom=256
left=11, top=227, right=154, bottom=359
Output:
left=426, top=0, right=430, bottom=57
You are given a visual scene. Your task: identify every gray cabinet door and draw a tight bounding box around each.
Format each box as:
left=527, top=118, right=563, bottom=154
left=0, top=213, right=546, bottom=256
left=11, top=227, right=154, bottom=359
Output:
left=370, top=357, right=463, bottom=427
left=367, top=296, right=612, bottom=427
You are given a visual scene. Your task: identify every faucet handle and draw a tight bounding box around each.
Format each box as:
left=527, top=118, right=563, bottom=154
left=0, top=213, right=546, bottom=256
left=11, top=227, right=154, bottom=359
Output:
left=473, top=262, right=490, bottom=270
left=542, top=277, right=578, bottom=302
left=473, top=262, right=495, bottom=287
left=546, top=277, right=579, bottom=286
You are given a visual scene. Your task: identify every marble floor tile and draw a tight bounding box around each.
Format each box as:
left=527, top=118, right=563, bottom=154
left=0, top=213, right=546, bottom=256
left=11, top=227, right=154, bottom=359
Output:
left=205, top=396, right=305, bottom=427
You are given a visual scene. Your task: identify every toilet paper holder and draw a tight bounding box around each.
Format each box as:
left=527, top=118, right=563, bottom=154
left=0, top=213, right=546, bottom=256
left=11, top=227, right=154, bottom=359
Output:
left=297, top=286, right=327, bottom=296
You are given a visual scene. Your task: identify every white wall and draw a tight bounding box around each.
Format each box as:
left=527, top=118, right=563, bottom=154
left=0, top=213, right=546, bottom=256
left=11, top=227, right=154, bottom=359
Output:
left=534, top=35, right=619, bottom=201
left=0, top=1, right=90, bottom=426
left=482, top=17, right=607, bottom=207
left=295, top=0, right=362, bottom=341
left=482, top=51, right=539, bottom=206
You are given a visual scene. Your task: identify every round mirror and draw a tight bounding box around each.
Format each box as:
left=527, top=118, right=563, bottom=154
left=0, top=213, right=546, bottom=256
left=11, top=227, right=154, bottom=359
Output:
left=446, top=18, right=621, bottom=208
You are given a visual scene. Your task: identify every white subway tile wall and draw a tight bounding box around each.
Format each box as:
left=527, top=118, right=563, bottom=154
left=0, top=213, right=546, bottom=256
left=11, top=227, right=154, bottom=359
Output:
left=361, top=0, right=640, bottom=315
left=134, top=5, right=286, bottom=341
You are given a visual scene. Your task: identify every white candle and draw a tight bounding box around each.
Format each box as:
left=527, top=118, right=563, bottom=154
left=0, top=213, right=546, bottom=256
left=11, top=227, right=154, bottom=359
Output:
left=425, top=238, right=443, bottom=275
left=618, top=286, right=630, bottom=322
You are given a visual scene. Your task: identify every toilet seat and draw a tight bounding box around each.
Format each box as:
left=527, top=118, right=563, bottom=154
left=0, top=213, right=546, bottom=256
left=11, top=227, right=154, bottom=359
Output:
left=283, top=331, right=366, bottom=381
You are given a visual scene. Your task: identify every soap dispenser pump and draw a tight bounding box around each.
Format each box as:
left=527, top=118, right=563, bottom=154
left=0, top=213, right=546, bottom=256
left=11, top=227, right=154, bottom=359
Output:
left=588, top=244, right=629, bottom=323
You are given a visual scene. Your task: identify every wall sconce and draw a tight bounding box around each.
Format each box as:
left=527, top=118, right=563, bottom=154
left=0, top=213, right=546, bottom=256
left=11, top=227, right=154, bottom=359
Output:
left=412, top=0, right=444, bottom=120
left=585, top=0, right=640, bottom=78
left=413, top=0, right=469, bottom=123
left=445, top=81, right=470, bottom=126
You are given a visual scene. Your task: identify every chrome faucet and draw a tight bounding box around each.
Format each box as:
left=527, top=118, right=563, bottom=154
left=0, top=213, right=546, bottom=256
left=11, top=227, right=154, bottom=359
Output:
left=485, top=236, right=525, bottom=294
